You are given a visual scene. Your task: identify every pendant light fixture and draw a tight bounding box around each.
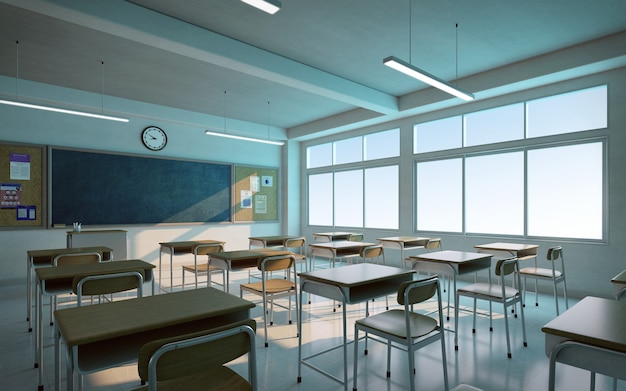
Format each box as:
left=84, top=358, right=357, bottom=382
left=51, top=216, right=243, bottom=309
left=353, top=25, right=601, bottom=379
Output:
left=241, top=0, right=281, bottom=14
left=0, top=41, right=129, bottom=122
left=383, top=4, right=474, bottom=101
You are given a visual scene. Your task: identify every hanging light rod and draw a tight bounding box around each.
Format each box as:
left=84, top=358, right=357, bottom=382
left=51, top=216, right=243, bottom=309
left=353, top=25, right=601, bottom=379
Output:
left=383, top=56, right=474, bottom=101
left=0, top=99, right=129, bottom=122
left=241, top=0, right=281, bottom=14
left=204, top=130, right=284, bottom=146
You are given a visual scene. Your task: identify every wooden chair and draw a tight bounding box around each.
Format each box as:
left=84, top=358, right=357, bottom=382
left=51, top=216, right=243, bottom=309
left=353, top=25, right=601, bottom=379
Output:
left=519, top=245, right=568, bottom=315
left=73, top=270, right=144, bottom=306
left=134, top=319, right=257, bottom=391
left=240, top=254, right=298, bottom=347
left=360, top=244, right=389, bottom=310
left=455, top=257, right=527, bottom=358
left=181, top=243, right=226, bottom=291
left=285, top=236, right=308, bottom=272
left=352, top=276, right=449, bottom=391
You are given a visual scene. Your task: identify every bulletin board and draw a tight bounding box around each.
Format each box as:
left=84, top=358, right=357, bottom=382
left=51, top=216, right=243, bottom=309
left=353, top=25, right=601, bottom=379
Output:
left=0, top=143, right=44, bottom=228
left=234, top=165, right=278, bottom=222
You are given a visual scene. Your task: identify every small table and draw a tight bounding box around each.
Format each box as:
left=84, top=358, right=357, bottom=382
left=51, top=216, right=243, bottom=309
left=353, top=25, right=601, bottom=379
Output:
left=309, top=241, right=376, bottom=269
left=377, top=236, right=430, bottom=267
left=208, top=249, right=293, bottom=293
left=297, top=263, right=415, bottom=390
left=542, top=296, right=626, bottom=391
left=474, top=242, right=539, bottom=261
left=248, top=235, right=298, bottom=248
left=158, top=240, right=225, bottom=292
left=54, top=287, right=254, bottom=391
left=408, top=250, right=493, bottom=321
left=36, top=259, right=155, bottom=391
left=312, top=231, right=360, bottom=242
left=26, top=246, right=114, bottom=332
left=611, top=270, right=626, bottom=300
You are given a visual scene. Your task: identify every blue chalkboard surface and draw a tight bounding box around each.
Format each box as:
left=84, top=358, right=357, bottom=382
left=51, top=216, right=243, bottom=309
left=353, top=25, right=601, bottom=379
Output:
left=51, top=149, right=231, bottom=225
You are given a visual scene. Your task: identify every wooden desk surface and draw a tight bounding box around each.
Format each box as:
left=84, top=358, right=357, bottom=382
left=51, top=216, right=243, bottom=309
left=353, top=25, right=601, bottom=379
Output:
left=56, top=287, right=254, bottom=346
left=249, top=235, right=297, bottom=242
left=542, top=296, right=626, bottom=353
left=474, top=242, right=539, bottom=252
left=299, top=263, right=413, bottom=288
left=210, top=249, right=291, bottom=261
left=313, top=231, right=359, bottom=240
left=159, top=240, right=225, bottom=252
left=36, top=260, right=154, bottom=282
left=309, top=241, right=375, bottom=250
left=611, top=270, right=626, bottom=285
left=377, top=236, right=429, bottom=244
left=410, top=250, right=492, bottom=264
left=28, top=246, right=114, bottom=263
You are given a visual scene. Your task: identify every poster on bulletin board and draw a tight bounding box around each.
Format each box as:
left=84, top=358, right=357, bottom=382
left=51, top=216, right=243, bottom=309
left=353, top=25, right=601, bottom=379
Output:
left=234, top=165, right=278, bottom=222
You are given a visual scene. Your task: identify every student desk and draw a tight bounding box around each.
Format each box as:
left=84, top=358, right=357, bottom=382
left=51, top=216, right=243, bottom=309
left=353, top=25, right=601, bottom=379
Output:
left=407, top=250, right=493, bottom=322
left=312, top=231, right=360, bottom=242
left=35, top=259, right=155, bottom=391
left=542, top=296, right=626, bottom=391
left=611, top=269, right=626, bottom=300
left=309, top=241, right=376, bottom=269
left=207, top=249, right=293, bottom=293
left=26, top=246, right=114, bottom=332
left=158, top=240, right=225, bottom=292
left=474, top=242, right=539, bottom=261
left=248, top=235, right=298, bottom=248
left=377, top=236, right=430, bottom=267
left=297, top=263, right=415, bottom=390
left=54, top=287, right=254, bottom=391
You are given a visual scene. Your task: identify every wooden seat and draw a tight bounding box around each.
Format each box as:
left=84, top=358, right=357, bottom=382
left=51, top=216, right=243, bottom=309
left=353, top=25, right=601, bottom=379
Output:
left=352, top=276, right=449, bottom=391
left=519, top=245, right=568, bottom=315
left=240, top=255, right=298, bottom=347
left=133, top=319, right=257, bottom=391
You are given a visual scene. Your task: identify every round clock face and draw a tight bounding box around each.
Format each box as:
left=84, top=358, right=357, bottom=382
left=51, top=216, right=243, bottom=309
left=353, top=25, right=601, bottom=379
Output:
left=141, top=126, right=167, bottom=151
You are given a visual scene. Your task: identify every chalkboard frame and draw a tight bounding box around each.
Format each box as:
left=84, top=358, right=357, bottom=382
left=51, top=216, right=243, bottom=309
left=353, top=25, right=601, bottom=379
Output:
left=50, top=148, right=232, bottom=226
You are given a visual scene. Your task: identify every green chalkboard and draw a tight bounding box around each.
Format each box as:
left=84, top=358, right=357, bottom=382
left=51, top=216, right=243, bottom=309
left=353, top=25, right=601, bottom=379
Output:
left=51, top=149, right=231, bottom=225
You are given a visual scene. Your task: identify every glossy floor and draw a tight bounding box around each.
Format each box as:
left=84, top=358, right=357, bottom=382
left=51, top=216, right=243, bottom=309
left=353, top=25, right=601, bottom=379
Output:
left=2, top=263, right=623, bottom=391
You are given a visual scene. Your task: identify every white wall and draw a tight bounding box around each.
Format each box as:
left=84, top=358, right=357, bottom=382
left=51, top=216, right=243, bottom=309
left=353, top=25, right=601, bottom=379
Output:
left=0, top=79, right=293, bottom=282
left=301, top=66, right=626, bottom=300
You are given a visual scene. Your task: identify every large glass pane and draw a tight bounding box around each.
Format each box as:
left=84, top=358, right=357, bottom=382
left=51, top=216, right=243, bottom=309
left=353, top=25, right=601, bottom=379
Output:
left=334, top=170, right=363, bottom=227
left=364, top=129, right=399, bottom=161
left=334, top=137, right=363, bottom=165
left=528, top=142, right=603, bottom=239
left=464, top=103, right=524, bottom=146
left=307, top=143, right=332, bottom=168
left=466, top=152, right=524, bottom=235
left=308, top=173, right=333, bottom=226
left=416, top=159, right=463, bottom=232
left=527, top=85, right=607, bottom=138
left=414, top=116, right=462, bottom=153
left=365, top=165, right=398, bottom=229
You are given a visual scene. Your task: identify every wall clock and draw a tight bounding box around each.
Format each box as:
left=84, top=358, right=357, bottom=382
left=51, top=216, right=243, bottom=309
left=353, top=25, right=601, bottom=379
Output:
left=141, top=126, right=167, bottom=151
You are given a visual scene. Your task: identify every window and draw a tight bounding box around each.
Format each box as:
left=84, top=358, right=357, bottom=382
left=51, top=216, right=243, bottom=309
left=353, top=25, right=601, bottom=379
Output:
left=464, top=104, right=524, bottom=146
left=465, top=152, right=524, bottom=235
left=334, top=170, right=363, bottom=227
left=307, top=143, right=332, bottom=169
left=333, top=137, right=362, bottom=165
left=365, top=166, right=399, bottom=229
left=414, top=116, right=462, bottom=153
left=365, top=129, right=399, bottom=160
left=416, top=158, right=462, bottom=232
left=308, top=173, right=333, bottom=226
left=527, top=142, right=603, bottom=239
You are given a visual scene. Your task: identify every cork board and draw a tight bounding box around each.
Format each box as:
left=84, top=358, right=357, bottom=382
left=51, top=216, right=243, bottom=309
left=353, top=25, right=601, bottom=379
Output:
left=234, top=165, right=278, bottom=222
left=0, top=143, right=44, bottom=227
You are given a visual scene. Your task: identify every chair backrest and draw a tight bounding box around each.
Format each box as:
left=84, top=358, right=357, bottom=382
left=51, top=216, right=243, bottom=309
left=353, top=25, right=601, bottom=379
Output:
left=360, top=245, right=383, bottom=259
left=347, top=234, right=364, bottom=242
left=547, top=246, right=563, bottom=262
left=258, top=254, right=296, bottom=273
left=72, top=270, right=144, bottom=305
left=137, top=319, right=257, bottom=390
left=284, top=237, right=306, bottom=253
left=494, top=257, right=519, bottom=277
left=425, top=238, right=442, bottom=251
left=397, top=276, right=439, bottom=306
left=195, top=243, right=224, bottom=256
left=53, top=252, right=102, bottom=266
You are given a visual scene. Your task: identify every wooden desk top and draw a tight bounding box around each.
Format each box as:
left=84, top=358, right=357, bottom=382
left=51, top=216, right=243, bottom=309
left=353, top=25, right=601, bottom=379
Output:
left=249, top=235, right=297, bottom=242
left=377, top=236, right=429, bottom=243
left=55, top=287, right=254, bottom=346
left=299, top=263, right=414, bottom=288
left=611, top=270, right=626, bottom=285
left=309, top=241, right=376, bottom=250
left=410, top=250, right=492, bottom=264
left=474, top=242, right=539, bottom=252
left=36, top=260, right=154, bottom=282
left=159, top=240, right=224, bottom=249
left=27, top=246, right=113, bottom=259
left=313, top=231, right=359, bottom=239
left=210, top=249, right=292, bottom=261
left=542, top=296, right=626, bottom=353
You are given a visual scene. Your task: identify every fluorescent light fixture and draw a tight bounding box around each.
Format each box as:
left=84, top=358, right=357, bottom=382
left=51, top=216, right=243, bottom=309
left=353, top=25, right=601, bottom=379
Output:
left=0, top=99, right=129, bottom=122
left=241, top=0, right=281, bottom=14
left=383, top=56, right=474, bottom=101
left=205, top=130, right=284, bottom=146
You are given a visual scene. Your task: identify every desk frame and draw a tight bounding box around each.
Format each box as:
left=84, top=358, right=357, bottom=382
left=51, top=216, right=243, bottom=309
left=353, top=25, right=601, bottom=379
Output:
left=297, top=264, right=414, bottom=390
left=158, top=240, right=224, bottom=292
left=309, top=241, right=375, bottom=269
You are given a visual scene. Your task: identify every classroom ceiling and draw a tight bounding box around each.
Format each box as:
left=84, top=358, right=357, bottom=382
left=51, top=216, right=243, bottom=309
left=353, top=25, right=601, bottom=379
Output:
left=0, top=0, right=625, bottom=141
